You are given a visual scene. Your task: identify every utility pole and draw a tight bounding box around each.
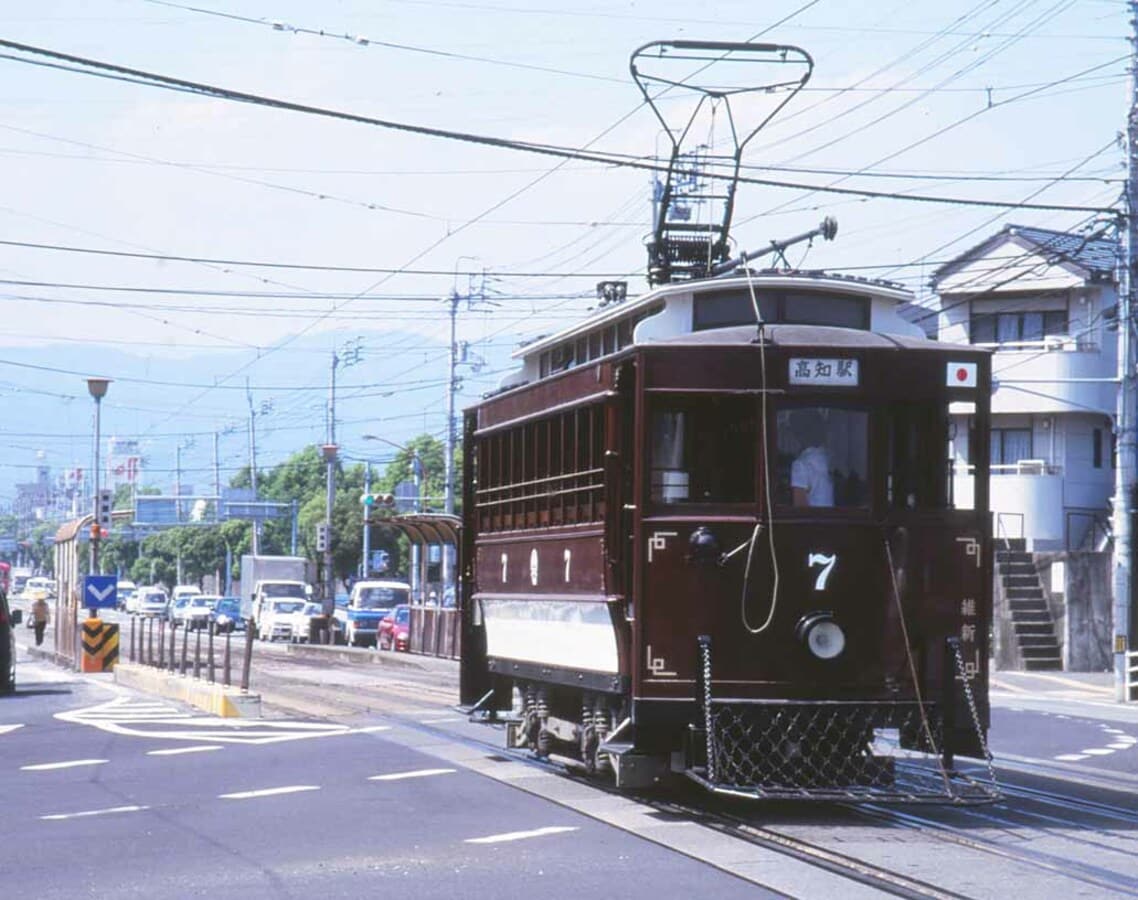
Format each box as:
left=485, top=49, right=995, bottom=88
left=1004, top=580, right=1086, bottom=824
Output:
left=246, top=378, right=260, bottom=555
left=213, top=431, right=221, bottom=508
left=362, top=461, right=371, bottom=578
left=324, top=350, right=339, bottom=616
left=1114, top=0, right=1138, bottom=702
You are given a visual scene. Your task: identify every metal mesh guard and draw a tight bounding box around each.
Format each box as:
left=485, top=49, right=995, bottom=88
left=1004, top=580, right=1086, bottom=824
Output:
left=687, top=701, right=999, bottom=804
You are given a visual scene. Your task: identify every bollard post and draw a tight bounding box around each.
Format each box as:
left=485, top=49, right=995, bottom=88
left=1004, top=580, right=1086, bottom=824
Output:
left=148, top=618, right=154, bottom=667
left=240, top=619, right=253, bottom=692
left=180, top=622, right=189, bottom=675
left=158, top=619, right=165, bottom=669
left=208, top=622, right=215, bottom=684
left=193, top=626, right=202, bottom=679
left=169, top=619, right=177, bottom=673
left=129, top=616, right=135, bottom=663
left=223, top=628, right=232, bottom=687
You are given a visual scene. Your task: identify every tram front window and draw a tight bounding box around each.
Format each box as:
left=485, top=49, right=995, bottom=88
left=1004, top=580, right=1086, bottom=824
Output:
left=649, top=397, right=756, bottom=503
left=776, top=407, right=869, bottom=508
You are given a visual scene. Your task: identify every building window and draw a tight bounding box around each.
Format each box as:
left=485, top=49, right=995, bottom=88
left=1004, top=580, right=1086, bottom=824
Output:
left=970, top=310, right=1067, bottom=344
left=990, top=428, right=1032, bottom=468
left=1093, top=428, right=1103, bottom=469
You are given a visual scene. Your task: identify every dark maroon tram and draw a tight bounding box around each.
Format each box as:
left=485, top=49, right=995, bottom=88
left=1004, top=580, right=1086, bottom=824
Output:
left=459, top=271, right=997, bottom=802
left=459, top=40, right=997, bottom=802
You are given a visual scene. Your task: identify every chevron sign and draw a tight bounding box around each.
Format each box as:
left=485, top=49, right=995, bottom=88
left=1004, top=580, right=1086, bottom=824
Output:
left=84, top=575, right=117, bottom=610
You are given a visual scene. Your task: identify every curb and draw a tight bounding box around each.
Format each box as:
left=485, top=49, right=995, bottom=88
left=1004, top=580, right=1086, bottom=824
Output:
left=113, top=662, right=262, bottom=718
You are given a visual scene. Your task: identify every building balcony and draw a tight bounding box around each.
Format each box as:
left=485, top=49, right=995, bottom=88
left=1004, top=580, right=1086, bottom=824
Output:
left=985, top=338, right=1116, bottom=416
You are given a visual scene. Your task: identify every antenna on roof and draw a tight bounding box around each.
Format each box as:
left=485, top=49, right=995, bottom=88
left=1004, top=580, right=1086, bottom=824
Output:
left=630, top=40, right=813, bottom=286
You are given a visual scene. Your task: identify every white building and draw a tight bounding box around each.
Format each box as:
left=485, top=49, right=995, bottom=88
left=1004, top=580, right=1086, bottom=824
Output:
left=934, top=224, right=1118, bottom=553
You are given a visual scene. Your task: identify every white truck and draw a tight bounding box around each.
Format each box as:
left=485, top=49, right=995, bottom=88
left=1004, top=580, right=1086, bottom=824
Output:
left=239, top=555, right=312, bottom=632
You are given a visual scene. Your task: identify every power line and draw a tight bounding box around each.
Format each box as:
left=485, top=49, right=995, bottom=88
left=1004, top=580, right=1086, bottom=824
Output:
left=0, top=38, right=1113, bottom=214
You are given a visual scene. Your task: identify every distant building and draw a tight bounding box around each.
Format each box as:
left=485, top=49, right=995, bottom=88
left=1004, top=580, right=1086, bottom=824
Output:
left=932, top=224, right=1118, bottom=671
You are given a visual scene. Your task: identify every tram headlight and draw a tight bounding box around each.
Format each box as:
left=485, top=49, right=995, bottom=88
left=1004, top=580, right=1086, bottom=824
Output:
left=795, top=612, right=845, bottom=660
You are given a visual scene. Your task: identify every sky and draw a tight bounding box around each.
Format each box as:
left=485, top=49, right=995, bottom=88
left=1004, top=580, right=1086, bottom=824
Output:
left=0, top=0, right=1129, bottom=506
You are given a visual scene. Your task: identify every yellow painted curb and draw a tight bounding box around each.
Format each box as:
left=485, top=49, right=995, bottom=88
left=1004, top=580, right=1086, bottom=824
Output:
left=113, top=662, right=261, bottom=718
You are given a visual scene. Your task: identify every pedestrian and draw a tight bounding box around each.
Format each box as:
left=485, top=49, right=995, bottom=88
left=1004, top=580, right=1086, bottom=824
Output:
left=31, top=594, right=50, bottom=646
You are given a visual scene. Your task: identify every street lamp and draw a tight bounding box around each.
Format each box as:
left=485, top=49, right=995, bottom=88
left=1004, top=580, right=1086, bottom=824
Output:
left=86, top=377, right=110, bottom=589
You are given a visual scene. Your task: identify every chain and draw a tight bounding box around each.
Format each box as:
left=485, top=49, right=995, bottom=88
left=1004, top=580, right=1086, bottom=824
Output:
left=699, top=637, right=716, bottom=783
left=952, top=642, right=999, bottom=789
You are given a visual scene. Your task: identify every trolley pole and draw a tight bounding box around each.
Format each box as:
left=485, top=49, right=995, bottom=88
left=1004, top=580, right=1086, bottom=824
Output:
left=1114, top=0, right=1138, bottom=702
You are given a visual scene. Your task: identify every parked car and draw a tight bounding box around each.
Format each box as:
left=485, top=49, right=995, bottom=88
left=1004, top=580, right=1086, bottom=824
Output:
left=136, top=587, right=169, bottom=618
left=185, top=594, right=219, bottom=629
left=172, top=584, right=202, bottom=604
left=168, top=595, right=191, bottom=626
left=23, top=576, right=54, bottom=600
left=209, top=597, right=245, bottom=634
left=116, top=580, right=137, bottom=611
left=287, top=601, right=323, bottom=643
left=258, top=598, right=306, bottom=642
left=336, top=579, right=410, bottom=647
left=1, top=592, right=21, bottom=693
left=378, top=604, right=410, bottom=652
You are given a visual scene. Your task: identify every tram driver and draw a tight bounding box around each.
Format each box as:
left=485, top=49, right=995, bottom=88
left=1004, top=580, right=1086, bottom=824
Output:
left=789, top=408, right=834, bottom=508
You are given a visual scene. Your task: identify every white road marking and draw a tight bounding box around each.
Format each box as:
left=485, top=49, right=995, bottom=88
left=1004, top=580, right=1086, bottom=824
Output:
left=0, top=724, right=25, bottom=736
left=465, top=826, right=579, bottom=844
left=1081, top=748, right=1115, bottom=756
left=1106, top=743, right=1134, bottom=751
left=41, top=805, right=148, bottom=821
left=56, top=697, right=378, bottom=745
left=147, top=745, right=222, bottom=756
left=418, top=716, right=463, bottom=724
left=1054, top=754, right=1089, bottom=762
left=219, top=785, right=320, bottom=800
left=21, top=759, right=108, bottom=771
left=369, top=768, right=456, bottom=782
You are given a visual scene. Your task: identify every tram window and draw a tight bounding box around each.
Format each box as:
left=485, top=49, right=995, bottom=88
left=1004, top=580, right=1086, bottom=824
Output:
left=693, top=289, right=869, bottom=331
left=775, top=407, right=868, bottom=509
left=649, top=397, right=756, bottom=503
left=887, top=405, right=950, bottom=509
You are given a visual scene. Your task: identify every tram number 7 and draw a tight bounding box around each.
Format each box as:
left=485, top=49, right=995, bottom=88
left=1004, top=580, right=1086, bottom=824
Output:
left=807, top=552, right=837, bottom=591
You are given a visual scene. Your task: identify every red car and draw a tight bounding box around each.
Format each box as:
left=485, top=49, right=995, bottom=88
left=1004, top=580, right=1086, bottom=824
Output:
left=378, top=604, right=410, bottom=652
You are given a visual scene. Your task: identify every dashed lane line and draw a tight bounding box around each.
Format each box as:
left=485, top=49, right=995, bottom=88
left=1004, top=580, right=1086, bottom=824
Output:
left=368, top=768, right=456, bottom=782
left=41, top=805, right=148, bottom=821
left=147, top=745, right=223, bottom=756
left=21, top=759, right=108, bottom=771
left=219, top=785, right=320, bottom=800
left=465, top=826, right=579, bottom=845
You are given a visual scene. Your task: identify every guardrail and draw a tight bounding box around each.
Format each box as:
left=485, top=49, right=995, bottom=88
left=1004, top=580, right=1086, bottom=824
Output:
left=127, top=615, right=254, bottom=691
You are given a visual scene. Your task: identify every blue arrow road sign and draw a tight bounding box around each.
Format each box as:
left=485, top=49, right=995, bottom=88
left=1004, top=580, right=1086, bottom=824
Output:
left=84, top=574, right=117, bottom=610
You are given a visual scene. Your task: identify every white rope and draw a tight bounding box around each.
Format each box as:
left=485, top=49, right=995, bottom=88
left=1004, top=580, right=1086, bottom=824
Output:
left=740, top=262, right=779, bottom=634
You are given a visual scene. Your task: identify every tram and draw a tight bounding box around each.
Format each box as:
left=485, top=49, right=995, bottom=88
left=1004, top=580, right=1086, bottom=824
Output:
left=458, top=41, right=996, bottom=803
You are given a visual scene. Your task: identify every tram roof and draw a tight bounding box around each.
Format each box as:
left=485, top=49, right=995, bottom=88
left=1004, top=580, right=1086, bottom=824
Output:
left=646, top=323, right=983, bottom=354
left=513, top=270, right=914, bottom=361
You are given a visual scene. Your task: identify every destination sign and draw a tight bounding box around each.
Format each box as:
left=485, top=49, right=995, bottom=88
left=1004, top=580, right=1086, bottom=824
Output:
left=788, top=358, right=859, bottom=387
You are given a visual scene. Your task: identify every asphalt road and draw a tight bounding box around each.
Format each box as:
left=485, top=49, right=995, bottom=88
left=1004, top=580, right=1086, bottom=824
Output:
left=2, top=650, right=778, bottom=900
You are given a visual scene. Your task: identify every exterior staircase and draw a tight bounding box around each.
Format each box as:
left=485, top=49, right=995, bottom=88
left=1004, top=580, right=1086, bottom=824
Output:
left=996, top=538, right=1062, bottom=671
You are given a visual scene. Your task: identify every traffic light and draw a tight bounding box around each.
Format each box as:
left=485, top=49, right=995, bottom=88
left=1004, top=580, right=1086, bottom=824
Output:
left=96, top=488, right=113, bottom=530
left=315, top=522, right=330, bottom=553
left=360, top=493, right=395, bottom=509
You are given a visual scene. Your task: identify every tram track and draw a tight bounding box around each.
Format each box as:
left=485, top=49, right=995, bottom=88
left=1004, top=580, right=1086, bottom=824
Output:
left=849, top=801, right=1138, bottom=898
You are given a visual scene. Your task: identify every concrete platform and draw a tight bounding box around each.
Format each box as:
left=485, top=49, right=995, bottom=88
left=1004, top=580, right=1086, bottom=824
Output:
left=113, top=661, right=262, bottom=718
